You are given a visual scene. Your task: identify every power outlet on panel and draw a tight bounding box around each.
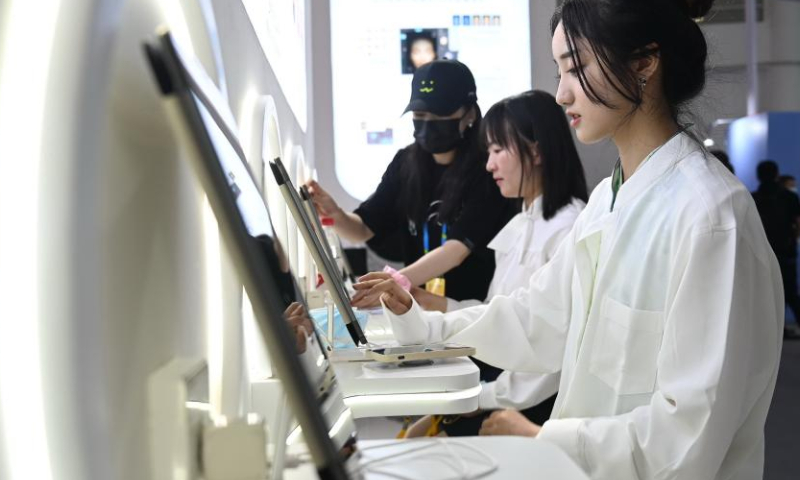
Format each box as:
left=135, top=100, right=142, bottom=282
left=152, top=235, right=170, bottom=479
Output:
left=148, top=358, right=210, bottom=480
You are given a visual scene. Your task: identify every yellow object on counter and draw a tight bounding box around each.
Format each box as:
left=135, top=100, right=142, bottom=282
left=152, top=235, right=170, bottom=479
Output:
left=425, top=277, right=446, bottom=296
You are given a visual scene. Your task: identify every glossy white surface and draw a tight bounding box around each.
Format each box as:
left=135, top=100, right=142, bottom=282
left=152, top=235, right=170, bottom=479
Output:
left=330, top=312, right=481, bottom=417
left=337, top=358, right=479, bottom=396
left=344, top=385, right=481, bottom=418
left=284, top=437, right=589, bottom=480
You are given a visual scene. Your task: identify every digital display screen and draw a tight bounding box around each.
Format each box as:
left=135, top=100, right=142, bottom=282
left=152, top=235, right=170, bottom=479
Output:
left=330, top=0, right=532, bottom=200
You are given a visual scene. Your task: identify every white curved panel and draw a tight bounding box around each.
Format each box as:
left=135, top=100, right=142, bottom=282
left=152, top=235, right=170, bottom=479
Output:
left=0, top=1, right=63, bottom=478
left=263, top=100, right=289, bottom=256
left=241, top=96, right=289, bottom=269
left=161, top=0, right=249, bottom=421
left=240, top=0, right=308, bottom=131
left=0, top=0, right=315, bottom=478
left=1, top=0, right=203, bottom=479
left=162, top=0, right=228, bottom=98
left=291, top=147, right=314, bottom=293
left=283, top=142, right=300, bottom=288
left=237, top=93, right=281, bottom=392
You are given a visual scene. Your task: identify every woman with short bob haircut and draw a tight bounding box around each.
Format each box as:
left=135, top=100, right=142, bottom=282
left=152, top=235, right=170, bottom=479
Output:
left=355, top=0, right=783, bottom=478
left=408, top=90, right=588, bottom=437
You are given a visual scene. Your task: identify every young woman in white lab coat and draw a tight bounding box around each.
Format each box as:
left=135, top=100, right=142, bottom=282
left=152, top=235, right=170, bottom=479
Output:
left=353, top=0, right=783, bottom=478
left=412, top=90, right=588, bottom=315
left=407, top=90, right=588, bottom=437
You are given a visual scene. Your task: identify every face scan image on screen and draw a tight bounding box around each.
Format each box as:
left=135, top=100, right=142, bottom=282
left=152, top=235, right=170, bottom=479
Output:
left=400, top=28, right=455, bottom=74
left=330, top=0, right=531, bottom=201
left=145, top=32, right=359, bottom=477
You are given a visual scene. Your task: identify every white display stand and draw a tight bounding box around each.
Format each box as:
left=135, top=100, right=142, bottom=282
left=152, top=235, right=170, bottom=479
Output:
left=284, top=436, right=590, bottom=480
left=343, top=384, right=482, bottom=418
left=331, top=312, right=482, bottom=418
left=337, top=357, right=479, bottom=396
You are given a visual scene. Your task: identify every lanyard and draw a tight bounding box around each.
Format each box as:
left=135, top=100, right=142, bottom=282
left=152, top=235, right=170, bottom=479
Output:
left=423, top=222, right=448, bottom=254
left=609, top=159, right=624, bottom=212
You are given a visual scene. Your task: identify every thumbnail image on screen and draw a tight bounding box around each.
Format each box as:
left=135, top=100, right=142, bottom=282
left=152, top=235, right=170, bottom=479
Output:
left=400, top=28, right=457, bottom=74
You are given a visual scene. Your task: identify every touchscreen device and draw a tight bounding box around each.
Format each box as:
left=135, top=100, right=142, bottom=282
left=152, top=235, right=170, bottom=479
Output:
left=144, top=29, right=357, bottom=479
left=368, top=344, right=476, bottom=363
left=297, top=184, right=337, bottom=267
left=299, top=184, right=357, bottom=283
left=269, top=160, right=476, bottom=363
left=269, top=158, right=367, bottom=346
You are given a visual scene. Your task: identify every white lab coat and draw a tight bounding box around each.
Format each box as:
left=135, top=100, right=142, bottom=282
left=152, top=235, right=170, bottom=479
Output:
left=446, top=196, right=584, bottom=410
left=385, top=133, right=783, bottom=480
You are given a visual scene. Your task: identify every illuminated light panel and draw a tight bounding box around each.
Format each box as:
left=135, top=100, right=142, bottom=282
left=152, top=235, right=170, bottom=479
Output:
left=344, top=385, right=482, bottom=406
left=0, top=1, right=63, bottom=479
left=202, top=197, right=224, bottom=418
left=160, top=0, right=196, bottom=57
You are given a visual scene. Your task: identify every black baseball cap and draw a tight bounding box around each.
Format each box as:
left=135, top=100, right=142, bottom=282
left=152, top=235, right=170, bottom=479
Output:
left=402, top=60, right=478, bottom=116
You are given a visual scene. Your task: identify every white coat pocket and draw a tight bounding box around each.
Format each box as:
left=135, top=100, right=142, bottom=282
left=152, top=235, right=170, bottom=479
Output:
left=589, top=296, right=665, bottom=395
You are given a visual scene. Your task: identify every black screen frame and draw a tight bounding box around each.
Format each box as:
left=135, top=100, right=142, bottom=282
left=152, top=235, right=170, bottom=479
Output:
left=269, top=158, right=367, bottom=346
left=298, top=184, right=358, bottom=284
left=143, top=29, right=353, bottom=480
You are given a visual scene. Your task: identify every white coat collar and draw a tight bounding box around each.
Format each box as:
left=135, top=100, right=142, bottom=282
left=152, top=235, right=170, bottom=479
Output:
left=611, top=131, right=697, bottom=211
left=575, top=133, right=696, bottom=244
left=526, top=195, right=543, bottom=220
left=488, top=196, right=542, bottom=259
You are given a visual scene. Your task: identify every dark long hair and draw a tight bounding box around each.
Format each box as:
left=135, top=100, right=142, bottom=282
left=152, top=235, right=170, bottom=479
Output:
left=399, top=103, right=487, bottom=224
left=550, top=0, right=716, bottom=122
left=481, top=90, right=588, bottom=220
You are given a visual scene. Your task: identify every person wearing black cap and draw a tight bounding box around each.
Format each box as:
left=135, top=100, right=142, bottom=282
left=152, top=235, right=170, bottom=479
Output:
left=306, top=60, right=514, bottom=306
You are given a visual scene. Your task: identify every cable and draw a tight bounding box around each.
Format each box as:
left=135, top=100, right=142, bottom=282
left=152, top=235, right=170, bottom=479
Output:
left=352, top=440, right=433, bottom=472
left=441, top=439, right=467, bottom=478
left=436, top=438, right=498, bottom=480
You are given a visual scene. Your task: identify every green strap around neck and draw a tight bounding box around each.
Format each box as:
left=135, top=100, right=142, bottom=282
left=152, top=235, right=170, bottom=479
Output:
left=610, top=159, right=624, bottom=212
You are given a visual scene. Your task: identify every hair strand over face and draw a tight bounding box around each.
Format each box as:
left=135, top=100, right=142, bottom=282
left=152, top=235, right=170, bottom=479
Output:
left=551, top=0, right=714, bottom=122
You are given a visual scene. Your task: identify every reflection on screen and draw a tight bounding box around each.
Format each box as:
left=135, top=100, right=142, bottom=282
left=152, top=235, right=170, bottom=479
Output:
left=190, top=93, right=358, bottom=458
left=196, top=94, right=273, bottom=238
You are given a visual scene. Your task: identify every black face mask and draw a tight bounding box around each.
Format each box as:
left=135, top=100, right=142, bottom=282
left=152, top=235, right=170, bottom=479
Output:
left=413, top=118, right=464, bottom=154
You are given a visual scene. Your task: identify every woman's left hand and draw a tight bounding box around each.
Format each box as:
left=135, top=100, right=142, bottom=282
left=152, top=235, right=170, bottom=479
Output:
left=479, top=409, right=541, bottom=437
left=410, top=286, right=448, bottom=313
left=284, top=302, right=314, bottom=353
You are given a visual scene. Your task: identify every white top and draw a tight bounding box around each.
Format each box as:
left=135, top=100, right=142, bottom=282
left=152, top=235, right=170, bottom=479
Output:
left=447, top=196, right=585, bottom=312
left=384, top=133, right=783, bottom=480
left=446, top=196, right=584, bottom=410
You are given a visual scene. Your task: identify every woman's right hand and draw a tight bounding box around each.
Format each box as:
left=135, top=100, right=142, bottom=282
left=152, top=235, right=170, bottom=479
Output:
left=352, top=272, right=413, bottom=315
left=305, top=180, right=342, bottom=218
